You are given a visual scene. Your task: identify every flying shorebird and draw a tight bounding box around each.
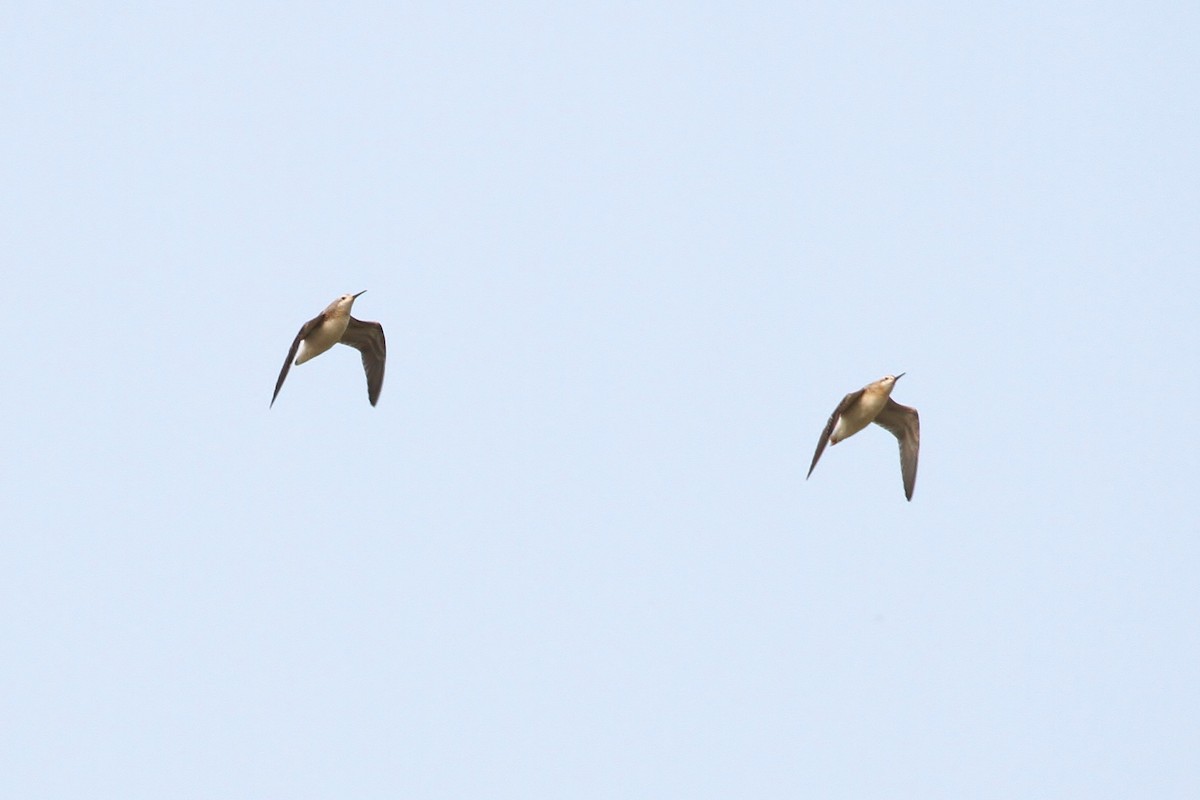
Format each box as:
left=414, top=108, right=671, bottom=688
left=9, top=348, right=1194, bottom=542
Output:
left=270, top=291, right=386, bottom=407
left=806, top=373, right=920, bottom=500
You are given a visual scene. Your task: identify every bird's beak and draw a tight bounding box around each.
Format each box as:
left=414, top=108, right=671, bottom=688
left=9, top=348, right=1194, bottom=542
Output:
left=894, top=372, right=906, bottom=381
left=352, top=290, right=367, bottom=299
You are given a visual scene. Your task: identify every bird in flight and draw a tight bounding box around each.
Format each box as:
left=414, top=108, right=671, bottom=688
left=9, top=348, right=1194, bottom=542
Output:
left=271, top=291, right=386, bottom=407
left=806, top=373, right=920, bottom=500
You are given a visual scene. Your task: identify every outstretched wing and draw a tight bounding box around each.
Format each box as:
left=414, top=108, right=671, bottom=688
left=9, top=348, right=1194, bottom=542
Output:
left=270, top=313, right=324, bottom=408
left=873, top=398, right=920, bottom=501
left=806, top=389, right=863, bottom=480
left=340, top=316, right=387, bottom=406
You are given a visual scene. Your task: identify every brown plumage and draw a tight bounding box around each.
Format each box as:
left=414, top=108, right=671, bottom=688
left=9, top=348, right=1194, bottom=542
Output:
left=271, top=291, right=386, bottom=407
left=807, top=374, right=920, bottom=500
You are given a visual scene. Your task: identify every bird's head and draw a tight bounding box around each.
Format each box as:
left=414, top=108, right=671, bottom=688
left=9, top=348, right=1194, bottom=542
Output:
left=333, top=290, right=367, bottom=312
left=878, top=372, right=905, bottom=393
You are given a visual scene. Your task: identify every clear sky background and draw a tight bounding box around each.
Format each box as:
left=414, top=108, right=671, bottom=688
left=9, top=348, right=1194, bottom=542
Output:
left=3, top=2, right=1197, bottom=797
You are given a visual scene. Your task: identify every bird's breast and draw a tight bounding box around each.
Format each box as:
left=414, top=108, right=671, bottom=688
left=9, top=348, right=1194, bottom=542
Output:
left=295, top=316, right=350, bottom=365
left=830, top=391, right=889, bottom=443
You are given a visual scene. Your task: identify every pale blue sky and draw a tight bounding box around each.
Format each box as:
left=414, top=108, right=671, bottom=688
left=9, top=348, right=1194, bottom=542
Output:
left=3, top=2, right=1198, bottom=797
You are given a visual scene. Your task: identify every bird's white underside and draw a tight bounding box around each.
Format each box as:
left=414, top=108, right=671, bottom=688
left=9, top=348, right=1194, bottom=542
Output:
left=295, top=316, right=350, bottom=365
left=830, top=389, right=889, bottom=444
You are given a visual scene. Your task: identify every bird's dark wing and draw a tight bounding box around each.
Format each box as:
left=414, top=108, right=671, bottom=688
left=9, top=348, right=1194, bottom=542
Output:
left=270, top=312, right=325, bottom=408
left=873, top=398, right=920, bottom=501
left=340, top=316, right=386, bottom=406
left=807, top=389, right=863, bottom=480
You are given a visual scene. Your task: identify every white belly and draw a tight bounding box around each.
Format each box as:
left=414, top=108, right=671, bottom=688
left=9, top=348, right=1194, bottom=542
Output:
left=830, top=391, right=888, bottom=444
left=295, top=316, right=349, bottom=364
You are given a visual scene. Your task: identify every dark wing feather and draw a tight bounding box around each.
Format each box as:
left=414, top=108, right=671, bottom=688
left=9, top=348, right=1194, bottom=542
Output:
left=340, top=316, right=386, bottom=406
left=807, top=389, right=863, bottom=480
left=270, top=313, right=325, bottom=408
left=873, top=398, right=920, bottom=500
